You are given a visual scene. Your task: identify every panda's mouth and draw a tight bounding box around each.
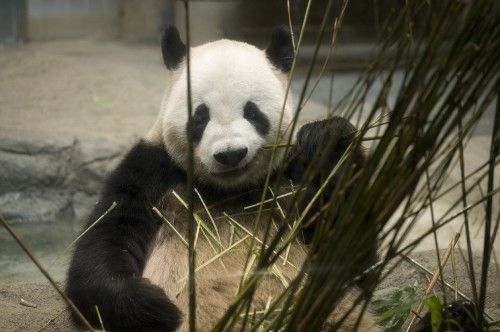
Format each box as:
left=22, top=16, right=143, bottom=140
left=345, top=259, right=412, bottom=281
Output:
left=211, top=162, right=252, bottom=178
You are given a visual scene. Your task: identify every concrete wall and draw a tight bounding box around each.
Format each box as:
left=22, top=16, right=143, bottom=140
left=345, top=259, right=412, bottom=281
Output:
left=27, top=0, right=120, bottom=40
left=0, top=0, right=26, bottom=44
left=25, top=0, right=241, bottom=43
left=174, top=0, right=242, bottom=46
left=120, top=0, right=171, bottom=42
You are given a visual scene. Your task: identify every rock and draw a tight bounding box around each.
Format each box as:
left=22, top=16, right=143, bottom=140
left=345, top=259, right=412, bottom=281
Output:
left=0, top=190, right=73, bottom=223
left=0, top=138, right=76, bottom=192
left=0, top=40, right=164, bottom=223
left=0, top=139, right=123, bottom=223
left=0, top=138, right=77, bottom=223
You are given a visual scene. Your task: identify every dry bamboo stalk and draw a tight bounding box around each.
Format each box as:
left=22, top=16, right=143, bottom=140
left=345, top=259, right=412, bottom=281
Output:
left=405, top=233, right=460, bottom=331
left=0, top=215, right=95, bottom=331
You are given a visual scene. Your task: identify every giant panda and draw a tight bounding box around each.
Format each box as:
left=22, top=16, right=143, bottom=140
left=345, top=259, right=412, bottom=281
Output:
left=66, top=26, right=379, bottom=331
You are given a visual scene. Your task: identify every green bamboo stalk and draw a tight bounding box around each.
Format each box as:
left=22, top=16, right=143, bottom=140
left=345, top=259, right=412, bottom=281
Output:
left=182, top=1, right=197, bottom=331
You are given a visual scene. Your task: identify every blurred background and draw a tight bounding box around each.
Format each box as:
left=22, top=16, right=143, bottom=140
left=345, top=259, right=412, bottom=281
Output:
left=1, top=0, right=425, bottom=68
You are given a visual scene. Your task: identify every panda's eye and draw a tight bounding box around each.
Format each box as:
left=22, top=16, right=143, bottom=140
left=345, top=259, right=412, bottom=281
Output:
left=187, top=104, right=210, bottom=142
left=244, top=102, right=258, bottom=120
left=243, top=101, right=270, bottom=136
left=193, top=104, right=210, bottom=123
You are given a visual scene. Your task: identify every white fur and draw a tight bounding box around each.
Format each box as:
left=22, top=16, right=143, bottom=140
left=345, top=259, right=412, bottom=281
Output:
left=143, top=187, right=379, bottom=332
left=147, top=39, right=295, bottom=189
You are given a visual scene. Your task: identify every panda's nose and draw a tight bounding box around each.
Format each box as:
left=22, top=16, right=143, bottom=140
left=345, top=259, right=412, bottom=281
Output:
left=214, top=148, right=248, bottom=167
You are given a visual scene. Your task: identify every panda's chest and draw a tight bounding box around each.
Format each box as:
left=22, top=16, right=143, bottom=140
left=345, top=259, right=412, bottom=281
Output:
left=142, top=184, right=306, bottom=329
left=143, top=184, right=292, bottom=280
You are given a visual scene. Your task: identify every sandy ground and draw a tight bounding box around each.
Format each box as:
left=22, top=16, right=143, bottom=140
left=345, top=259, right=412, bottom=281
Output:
left=0, top=281, right=74, bottom=332
left=0, top=40, right=164, bottom=147
left=0, top=250, right=498, bottom=331
left=0, top=40, right=498, bottom=330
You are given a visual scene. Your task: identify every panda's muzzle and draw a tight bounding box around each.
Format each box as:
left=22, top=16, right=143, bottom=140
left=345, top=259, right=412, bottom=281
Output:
left=213, top=147, right=248, bottom=167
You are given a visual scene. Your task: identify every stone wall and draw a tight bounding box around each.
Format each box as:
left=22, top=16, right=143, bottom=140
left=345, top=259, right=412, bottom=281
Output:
left=0, top=137, right=121, bottom=223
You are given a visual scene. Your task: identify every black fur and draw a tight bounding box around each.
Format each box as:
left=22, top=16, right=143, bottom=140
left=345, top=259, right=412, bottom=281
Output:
left=287, top=117, right=365, bottom=185
left=265, top=26, right=294, bottom=72
left=243, top=101, right=270, bottom=136
left=66, top=140, right=184, bottom=332
left=214, top=147, right=248, bottom=167
left=286, top=117, right=377, bottom=291
left=286, top=118, right=359, bottom=232
left=162, top=26, right=187, bottom=70
left=187, top=103, right=210, bottom=143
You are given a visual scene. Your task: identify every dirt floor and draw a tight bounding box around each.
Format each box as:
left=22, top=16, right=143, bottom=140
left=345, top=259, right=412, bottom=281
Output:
left=0, top=40, right=164, bottom=145
left=0, top=250, right=498, bottom=331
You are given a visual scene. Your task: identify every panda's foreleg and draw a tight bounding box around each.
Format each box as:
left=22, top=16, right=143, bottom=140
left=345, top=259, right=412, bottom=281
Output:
left=285, top=117, right=366, bottom=227
left=66, top=140, right=184, bottom=332
left=285, top=117, right=377, bottom=290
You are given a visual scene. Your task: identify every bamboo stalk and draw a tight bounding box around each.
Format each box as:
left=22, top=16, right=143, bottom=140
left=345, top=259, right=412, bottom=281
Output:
left=405, top=233, right=460, bottom=331
left=0, top=215, right=95, bottom=331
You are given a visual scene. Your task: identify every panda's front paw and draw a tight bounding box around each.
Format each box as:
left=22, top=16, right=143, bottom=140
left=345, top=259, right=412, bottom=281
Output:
left=285, top=117, right=365, bottom=243
left=287, top=116, right=363, bottom=183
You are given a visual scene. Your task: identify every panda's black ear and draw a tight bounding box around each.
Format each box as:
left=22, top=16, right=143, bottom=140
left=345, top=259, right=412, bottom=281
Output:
left=161, top=26, right=187, bottom=70
left=266, top=26, right=294, bottom=73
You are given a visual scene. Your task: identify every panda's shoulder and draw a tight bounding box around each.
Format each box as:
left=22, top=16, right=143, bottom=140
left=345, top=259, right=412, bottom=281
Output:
left=96, top=140, right=185, bottom=211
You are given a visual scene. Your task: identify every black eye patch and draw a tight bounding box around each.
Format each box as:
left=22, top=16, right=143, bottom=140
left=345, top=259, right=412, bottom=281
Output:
left=243, top=101, right=270, bottom=136
left=186, top=104, right=210, bottom=143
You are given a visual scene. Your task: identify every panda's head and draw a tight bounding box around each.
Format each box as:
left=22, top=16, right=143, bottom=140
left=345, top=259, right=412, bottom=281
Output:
left=148, top=26, right=295, bottom=190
